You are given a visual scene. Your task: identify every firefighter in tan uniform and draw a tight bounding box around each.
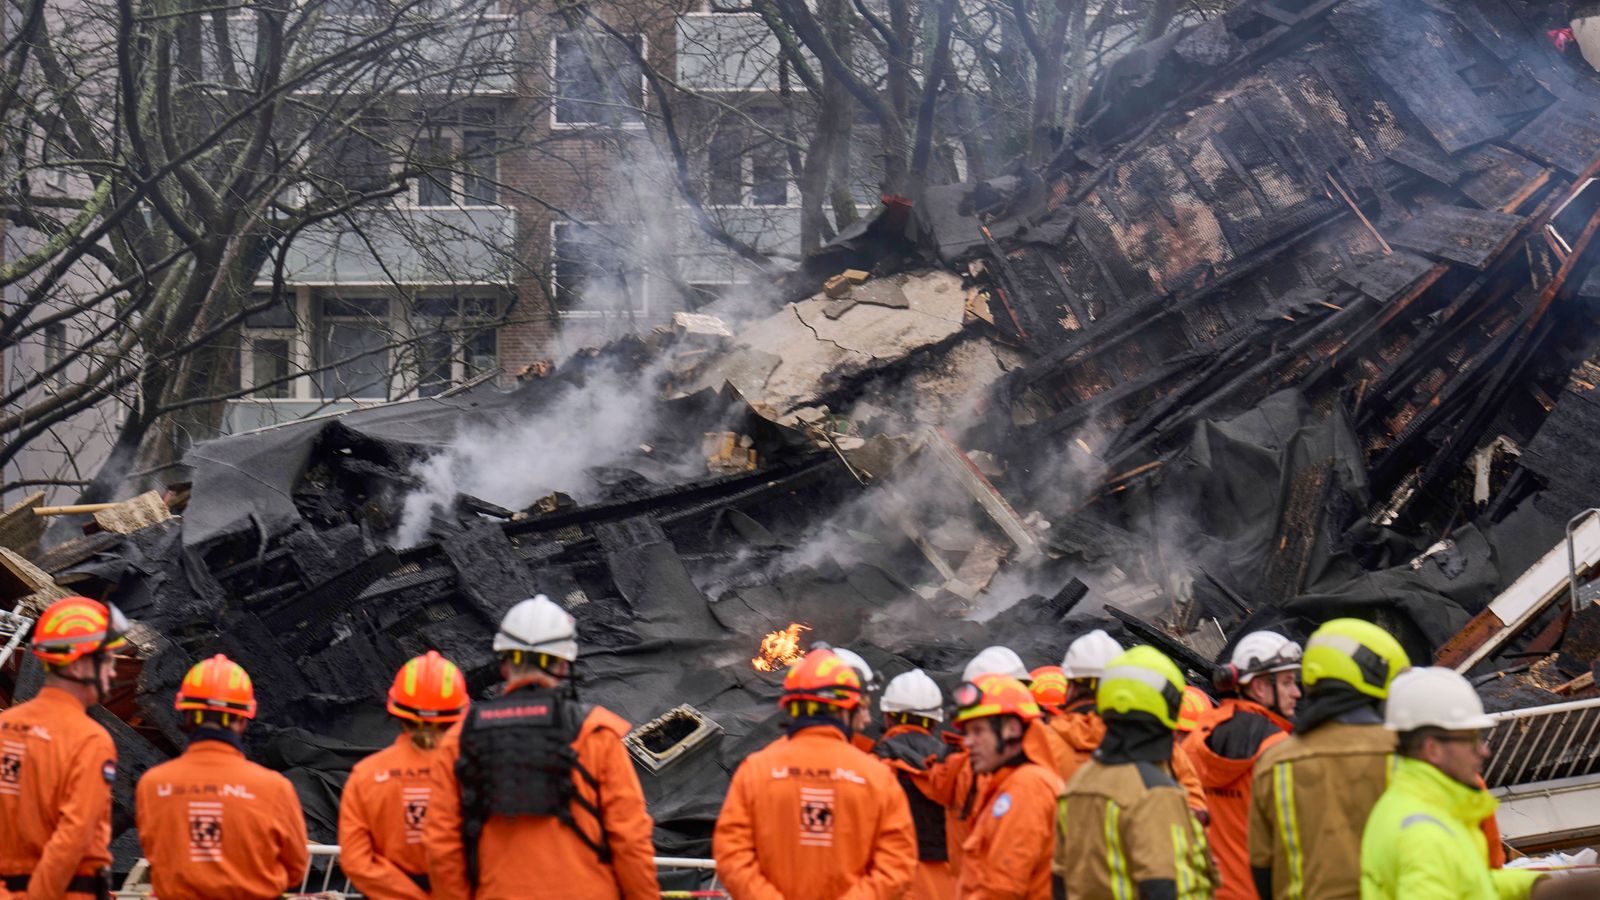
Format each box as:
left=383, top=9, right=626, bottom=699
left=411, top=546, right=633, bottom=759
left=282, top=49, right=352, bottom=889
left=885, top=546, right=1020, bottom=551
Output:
left=340, top=651, right=470, bottom=899
left=0, top=597, right=128, bottom=900
left=1248, top=619, right=1409, bottom=900
left=1055, top=646, right=1216, bottom=900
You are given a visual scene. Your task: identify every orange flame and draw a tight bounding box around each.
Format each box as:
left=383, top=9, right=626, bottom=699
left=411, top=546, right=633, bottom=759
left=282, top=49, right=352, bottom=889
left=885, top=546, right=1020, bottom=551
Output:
left=752, top=623, right=811, bottom=671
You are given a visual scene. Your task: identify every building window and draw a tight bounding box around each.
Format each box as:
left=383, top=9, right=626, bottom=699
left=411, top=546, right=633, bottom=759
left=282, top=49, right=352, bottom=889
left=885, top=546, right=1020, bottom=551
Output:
left=704, top=126, right=788, bottom=206
left=462, top=128, right=498, bottom=204
left=750, top=140, right=787, bottom=206
left=247, top=337, right=292, bottom=398
left=412, top=297, right=500, bottom=397
left=326, top=122, right=391, bottom=194
left=415, top=137, right=453, bottom=207
left=553, top=33, right=645, bottom=127
left=43, top=323, right=66, bottom=387
left=707, top=127, right=742, bottom=206
left=552, top=222, right=645, bottom=314
left=314, top=297, right=391, bottom=399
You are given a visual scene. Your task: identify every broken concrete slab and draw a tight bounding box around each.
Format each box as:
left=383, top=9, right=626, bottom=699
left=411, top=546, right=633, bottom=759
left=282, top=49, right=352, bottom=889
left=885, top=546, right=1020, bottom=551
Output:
left=689, top=270, right=968, bottom=419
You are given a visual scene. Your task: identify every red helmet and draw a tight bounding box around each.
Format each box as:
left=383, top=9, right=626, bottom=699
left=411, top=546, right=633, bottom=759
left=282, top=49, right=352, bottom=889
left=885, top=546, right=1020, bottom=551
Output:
left=952, top=673, right=1042, bottom=731
left=387, top=651, right=469, bottom=724
left=780, top=649, right=862, bottom=710
left=31, top=597, right=128, bottom=666
left=175, top=654, right=258, bottom=719
left=1029, top=666, right=1068, bottom=714
left=1177, top=685, right=1215, bottom=733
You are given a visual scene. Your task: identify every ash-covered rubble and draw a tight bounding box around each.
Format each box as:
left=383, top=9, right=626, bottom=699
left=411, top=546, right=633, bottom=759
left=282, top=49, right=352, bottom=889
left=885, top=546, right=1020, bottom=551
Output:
left=10, top=0, right=1600, bottom=866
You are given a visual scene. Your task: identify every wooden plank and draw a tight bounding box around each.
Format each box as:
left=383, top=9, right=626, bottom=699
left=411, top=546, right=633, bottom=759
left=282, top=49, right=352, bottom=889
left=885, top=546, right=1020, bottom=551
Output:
left=924, top=428, right=1041, bottom=561
left=1451, top=516, right=1600, bottom=673
left=1390, top=206, right=1527, bottom=269
left=0, top=492, right=45, bottom=558
left=1509, top=95, right=1600, bottom=178
left=90, top=491, right=170, bottom=535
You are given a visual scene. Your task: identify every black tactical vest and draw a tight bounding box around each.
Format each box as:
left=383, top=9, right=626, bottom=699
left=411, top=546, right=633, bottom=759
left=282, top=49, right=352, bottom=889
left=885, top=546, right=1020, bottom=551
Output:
left=875, top=729, right=950, bottom=862
left=456, top=690, right=610, bottom=886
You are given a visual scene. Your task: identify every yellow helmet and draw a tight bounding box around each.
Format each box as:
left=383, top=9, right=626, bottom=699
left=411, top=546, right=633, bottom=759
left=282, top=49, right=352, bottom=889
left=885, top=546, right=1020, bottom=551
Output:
left=1302, top=618, right=1410, bottom=700
left=1097, top=646, right=1185, bottom=730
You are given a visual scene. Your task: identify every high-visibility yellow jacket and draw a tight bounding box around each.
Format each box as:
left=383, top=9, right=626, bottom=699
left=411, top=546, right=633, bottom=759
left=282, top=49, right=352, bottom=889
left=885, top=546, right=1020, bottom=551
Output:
left=1359, top=757, right=1541, bottom=900
left=1054, top=758, right=1217, bottom=899
left=1248, top=722, right=1392, bottom=900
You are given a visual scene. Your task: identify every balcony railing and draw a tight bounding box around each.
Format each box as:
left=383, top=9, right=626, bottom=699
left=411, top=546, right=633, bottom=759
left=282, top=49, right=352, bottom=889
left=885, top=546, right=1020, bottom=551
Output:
left=263, top=205, right=516, bottom=286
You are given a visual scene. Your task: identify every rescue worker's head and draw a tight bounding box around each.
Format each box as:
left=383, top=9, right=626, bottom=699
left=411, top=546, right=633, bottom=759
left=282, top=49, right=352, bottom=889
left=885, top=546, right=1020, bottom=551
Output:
left=1029, top=665, right=1068, bottom=716
left=1176, top=685, right=1214, bottom=735
left=1061, top=629, right=1122, bottom=708
left=493, top=595, right=577, bottom=690
left=1097, top=646, right=1185, bottom=733
left=1301, top=618, right=1410, bottom=707
left=881, top=668, right=944, bottom=731
left=779, top=649, right=862, bottom=725
left=962, top=645, right=1029, bottom=683
left=820, top=645, right=878, bottom=734
left=174, top=654, right=257, bottom=734
left=953, top=674, right=1041, bottom=774
left=32, top=596, right=129, bottom=702
left=387, top=650, right=469, bottom=749
left=1386, top=667, right=1493, bottom=788
left=1219, top=630, right=1303, bottom=718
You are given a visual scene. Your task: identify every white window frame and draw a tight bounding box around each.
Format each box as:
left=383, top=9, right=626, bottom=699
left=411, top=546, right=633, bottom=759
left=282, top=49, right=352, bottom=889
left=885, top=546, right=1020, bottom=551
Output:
left=240, top=288, right=313, bottom=400
left=404, top=297, right=501, bottom=397
left=403, top=115, right=504, bottom=210
left=676, top=11, right=785, bottom=94
left=548, top=32, right=650, bottom=131
left=550, top=221, right=650, bottom=318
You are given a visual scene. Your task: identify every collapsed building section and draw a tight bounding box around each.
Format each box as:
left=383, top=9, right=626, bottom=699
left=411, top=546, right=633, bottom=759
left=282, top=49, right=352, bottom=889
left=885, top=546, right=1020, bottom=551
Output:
left=8, top=0, right=1600, bottom=866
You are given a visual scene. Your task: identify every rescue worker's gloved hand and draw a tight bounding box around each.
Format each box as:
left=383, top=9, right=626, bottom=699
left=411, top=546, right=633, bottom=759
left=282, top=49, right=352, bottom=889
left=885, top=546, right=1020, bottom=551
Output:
left=1532, top=872, right=1600, bottom=899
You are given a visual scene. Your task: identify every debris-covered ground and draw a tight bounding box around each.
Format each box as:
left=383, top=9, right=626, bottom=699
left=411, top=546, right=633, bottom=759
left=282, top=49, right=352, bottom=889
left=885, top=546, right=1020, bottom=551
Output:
left=8, top=0, right=1600, bottom=866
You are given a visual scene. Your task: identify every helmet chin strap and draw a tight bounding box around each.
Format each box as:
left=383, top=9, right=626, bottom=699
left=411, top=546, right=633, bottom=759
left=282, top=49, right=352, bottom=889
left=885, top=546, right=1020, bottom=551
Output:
left=53, top=655, right=109, bottom=703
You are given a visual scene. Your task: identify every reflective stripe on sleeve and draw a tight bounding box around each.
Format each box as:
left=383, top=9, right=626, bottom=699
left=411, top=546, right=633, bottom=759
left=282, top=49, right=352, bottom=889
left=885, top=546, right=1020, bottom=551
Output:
left=1274, top=762, right=1305, bottom=900
left=1105, top=800, right=1132, bottom=900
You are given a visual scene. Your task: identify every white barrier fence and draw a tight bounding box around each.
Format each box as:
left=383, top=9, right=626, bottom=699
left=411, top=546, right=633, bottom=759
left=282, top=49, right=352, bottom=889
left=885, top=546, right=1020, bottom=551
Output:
left=114, top=845, right=725, bottom=898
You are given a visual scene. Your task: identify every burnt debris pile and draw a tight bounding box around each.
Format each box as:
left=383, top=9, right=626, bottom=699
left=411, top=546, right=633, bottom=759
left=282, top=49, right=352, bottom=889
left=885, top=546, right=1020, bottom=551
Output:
left=9, top=0, right=1600, bottom=865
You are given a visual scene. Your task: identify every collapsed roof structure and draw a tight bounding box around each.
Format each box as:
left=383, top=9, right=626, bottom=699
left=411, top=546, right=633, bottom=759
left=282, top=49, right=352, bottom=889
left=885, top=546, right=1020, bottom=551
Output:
left=7, top=0, right=1600, bottom=868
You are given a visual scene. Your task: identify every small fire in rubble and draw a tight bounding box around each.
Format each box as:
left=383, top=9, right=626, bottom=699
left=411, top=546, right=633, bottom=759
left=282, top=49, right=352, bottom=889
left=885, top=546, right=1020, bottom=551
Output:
left=752, top=623, right=811, bottom=672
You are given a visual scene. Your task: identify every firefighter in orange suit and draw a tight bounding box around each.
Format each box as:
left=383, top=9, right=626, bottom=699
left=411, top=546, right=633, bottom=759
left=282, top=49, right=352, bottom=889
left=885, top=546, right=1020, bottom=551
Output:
left=135, top=654, right=309, bottom=900
left=950, top=674, right=1062, bottom=900
left=424, top=596, right=658, bottom=900
left=875, top=668, right=957, bottom=900
left=915, top=646, right=1031, bottom=880
left=714, top=648, right=917, bottom=899
left=340, top=651, right=469, bottom=899
left=0, top=597, right=127, bottom=900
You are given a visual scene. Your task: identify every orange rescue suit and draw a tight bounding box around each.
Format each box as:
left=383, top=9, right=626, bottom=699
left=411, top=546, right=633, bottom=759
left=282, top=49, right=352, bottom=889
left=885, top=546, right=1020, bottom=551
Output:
left=1180, top=699, right=1290, bottom=900
left=916, top=749, right=984, bottom=879
left=134, top=737, right=309, bottom=900
left=955, top=721, right=1063, bottom=900
left=340, top=734, right=441, bottom=899
left=0, top=686, right=116, bottom=900
left=424, top=704, right=658, bottom=900
left=714, top=724, right=918, bottom=899
left=878, top=723, right=959, bottom=900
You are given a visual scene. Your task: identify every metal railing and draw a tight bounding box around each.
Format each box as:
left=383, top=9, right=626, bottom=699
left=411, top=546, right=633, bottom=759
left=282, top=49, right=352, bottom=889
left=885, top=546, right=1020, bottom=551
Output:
left=115, top=845, right=723, bottom=898
left=1484, top=697, right=1600, bottom=789
left=0, top=609, right=33, bottom=672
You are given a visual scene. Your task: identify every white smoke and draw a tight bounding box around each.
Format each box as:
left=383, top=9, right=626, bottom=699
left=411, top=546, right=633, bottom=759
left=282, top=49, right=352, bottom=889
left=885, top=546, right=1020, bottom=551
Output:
left=393, top=362, right=664, bottom=547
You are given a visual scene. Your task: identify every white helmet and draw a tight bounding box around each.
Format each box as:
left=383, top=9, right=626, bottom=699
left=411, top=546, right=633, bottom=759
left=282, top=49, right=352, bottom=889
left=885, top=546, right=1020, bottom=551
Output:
left=1385, top=667, right=1495, bottom=732
left=830, top=647, right=879, bottom=691
left=493, top=595, right=578, bottom=662
left=1230, top=631, right=1303, bottom=684
left=962, top=646, right=1029, bottom=682
left=1061, top=629, right=1122, bottom=681
left=881, top=669, right=944, bottom=721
